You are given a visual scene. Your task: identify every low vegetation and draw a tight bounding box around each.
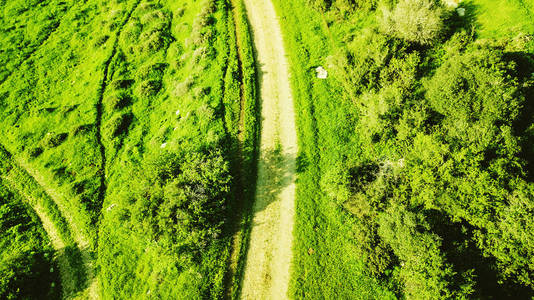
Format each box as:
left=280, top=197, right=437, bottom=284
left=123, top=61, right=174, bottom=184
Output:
left=0, top=184, right=59, bottom=299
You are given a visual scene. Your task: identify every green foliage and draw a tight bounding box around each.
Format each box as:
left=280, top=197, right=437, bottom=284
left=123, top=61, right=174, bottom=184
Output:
left=274, top=0, right=534, bottom=297
left=104, top=90, right=132, bottom=110
left=43, top=132, right=69, bottom=148
left=380, top=0, right=446, bottom=44
left=426, top=44, right=521, bottom=151
left=134, top=151, right=230, bottom=253
left=377, top=204, right=473, bottom=299
left=306, top=0, right=378, bottom=12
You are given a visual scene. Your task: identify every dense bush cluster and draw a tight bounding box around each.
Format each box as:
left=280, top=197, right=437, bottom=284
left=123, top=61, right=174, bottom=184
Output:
left=133, top=150, right=230, bottom=254
left=325, top=7, right=534, bottom=300
left=306, top=0, right=378, bottom=12
left=380, top=0, right=446, bottom=44
left=274, top=0, right=534, bottom=297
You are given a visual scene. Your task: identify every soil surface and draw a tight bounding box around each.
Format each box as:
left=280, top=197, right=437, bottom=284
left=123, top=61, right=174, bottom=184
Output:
left=240, top=0, right=298, bottom=298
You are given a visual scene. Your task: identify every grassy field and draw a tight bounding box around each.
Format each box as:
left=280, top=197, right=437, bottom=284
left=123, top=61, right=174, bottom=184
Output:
left=468, top=0, right=534, bottom=40
left=0, top=0, right=256, bottom=298
left=96, top=0, right=250, bottom=297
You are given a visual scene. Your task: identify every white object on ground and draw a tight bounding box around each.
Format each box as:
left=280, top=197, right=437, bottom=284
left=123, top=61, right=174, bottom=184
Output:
left=160, top=142, right=167, bottom=149
left=457, top=7, right=465, bottom=16
left=315, top=66, right=328, bottom=79
left=175, top=109, right=180, bottom=116
left=443, top=0, right=460, bottom=8
left=106, top=204, right=116, bottom=211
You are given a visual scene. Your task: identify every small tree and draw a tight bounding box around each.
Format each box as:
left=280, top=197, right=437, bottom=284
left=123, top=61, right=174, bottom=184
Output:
left=380, top=0, right=445, bottom=45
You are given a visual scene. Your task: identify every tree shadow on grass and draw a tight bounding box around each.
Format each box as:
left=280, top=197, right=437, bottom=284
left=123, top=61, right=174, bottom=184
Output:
left=443, top=0, right=481, bottom=39
left=55, top=244, right=93, bottom=299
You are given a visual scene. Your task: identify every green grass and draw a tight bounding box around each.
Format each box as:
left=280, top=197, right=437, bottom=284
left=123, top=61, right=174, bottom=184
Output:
left=0, top=144, right=88, bottom=297
left=96, top=0, right=254, bottom=298
left=0, top=0, right=76, bottom=83
left=0, top=0, right=254, bottom=298
left=0, top=175, right=60, bottom=299
left=2, top=0, right=532, bottom=298
left=467, top=0, right=534, bottom=39
left=270, top=1, right=396, bottom=298
left=0, top=0, right=140, bottom=247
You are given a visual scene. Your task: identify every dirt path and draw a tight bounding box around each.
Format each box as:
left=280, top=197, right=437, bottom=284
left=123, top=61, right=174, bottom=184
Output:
left=240, top=0, right=298, bottom=298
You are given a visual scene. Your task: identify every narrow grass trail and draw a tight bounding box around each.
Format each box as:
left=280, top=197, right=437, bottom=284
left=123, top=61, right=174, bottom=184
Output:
left=240, top=0, right=298, bottom=298
left=31, top=203, right=77, bottom=297
left=0, top=147, right=89, bottom=299
left=2, top=176, right=77, bottom=298
left=16, top=159, right=98, bottom=300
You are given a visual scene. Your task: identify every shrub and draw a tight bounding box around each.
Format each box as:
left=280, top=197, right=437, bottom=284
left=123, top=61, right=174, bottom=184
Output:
left=425, top=44, right=521, bottom=151
left=109, top=78, right=133, bottom=90
left=93, top=35, right=109, bottom=47
left=138, top=62, right=168, bottom=80
left=134, top=150, right=230, bottom=253
left=28, top=147, right=43, bottom=158
left=104, top=113, right=133, bottom=138
left=140, top=10, right=168, bottom=25
left=306, top=0, right=332, bottom=11
left=378, top=204, right=473, bottom=299
left=105, top=91, right=131, bottom=110
left=137, top=79, right=162, bottom=97
left=43, top=132, right=68, bottom=148
left=173, top=76, right=195, bottom=98
left=380, top=0, right=446, bottom=45
left=71, top=124, right=94, bottom=136
left=123, top=21, right=142, bottom=43
left=327, top=29, right=403, bottom=96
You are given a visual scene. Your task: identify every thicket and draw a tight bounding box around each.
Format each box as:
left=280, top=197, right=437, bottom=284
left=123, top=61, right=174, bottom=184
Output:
left=379, top=0, right=446, bottom=45
left=274, top=0, right=534, bottom=298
